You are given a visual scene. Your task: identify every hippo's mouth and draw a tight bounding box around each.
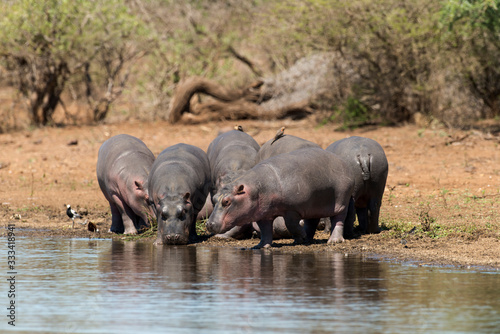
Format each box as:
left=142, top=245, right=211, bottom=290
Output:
left=155, top=233, right=189, bottom=245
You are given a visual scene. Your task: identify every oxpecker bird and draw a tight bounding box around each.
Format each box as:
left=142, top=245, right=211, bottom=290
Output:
left=271, top=126, right=285, bottom=145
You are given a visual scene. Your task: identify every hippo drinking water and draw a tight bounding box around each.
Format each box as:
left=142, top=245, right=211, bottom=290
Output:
left=254, top=133, right=322, bottom=242
left=206, top=129, right=260, bottom=239
left=96, top=134, right=155, bottom=234
left=326, top=136, right=388, bottom=234
left=206, top=147, right=354, bottom=248
left=148, top=143, right=211, bottom=245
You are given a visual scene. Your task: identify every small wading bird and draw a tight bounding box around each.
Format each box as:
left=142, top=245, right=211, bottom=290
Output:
left=87, top=221, right=99, bottom=233
left=65, top=204, right=85, bottom=229
left=271, top=126, right=285, bottom=145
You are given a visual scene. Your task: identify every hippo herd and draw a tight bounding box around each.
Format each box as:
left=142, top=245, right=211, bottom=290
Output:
left=96, top=128, right=388, bottom=249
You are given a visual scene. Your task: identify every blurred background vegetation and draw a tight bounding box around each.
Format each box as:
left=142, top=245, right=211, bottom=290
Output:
left=0, top=0, right=499, bottom=131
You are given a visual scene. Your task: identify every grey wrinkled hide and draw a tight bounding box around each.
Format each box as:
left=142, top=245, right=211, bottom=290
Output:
left=96, top=134, right=155, bottom=235
left=256, top=134, right=321, bottom=241
left=326, top=136, right=388, bottom=234
left=257, top=134, right=321, bottom=162
left=148, top=143, right=211, bottom=245
left=207, top=147, right=354, bottom=248
left=206, top=130, right=260, bottom=239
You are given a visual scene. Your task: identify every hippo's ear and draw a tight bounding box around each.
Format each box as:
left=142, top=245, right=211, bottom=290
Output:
left=135, top=180, right=144, bottom=190
left=235, top=184, right=245, bottom=195
left=183, top=192, right=191, bottom=202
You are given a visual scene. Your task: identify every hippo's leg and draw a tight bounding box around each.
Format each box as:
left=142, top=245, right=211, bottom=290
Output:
left=283, top=212, right=307, bottom=244
left=344, top=198, right=356, bottom=239
left=367, top=198, right=381, bottom=234
left=303, top=218, right=320, bottom=243
left=122, top=205, right=140, bottom=235
left=189, top=214, right=198, bottom=243
left=111, top=195, right=138, bottom=235
left=327, top=207, right=349, bottom=244
left=215, top=225, right=253, bottom=240
left=319, top=217, right=332, bottom=234
left=109, top=203, right=124, bottom=234
left=270, top=217, right=291, bottom=239
left=356, top=206, right=369, bottom=234
left=253, top=220, right=274, bottom=249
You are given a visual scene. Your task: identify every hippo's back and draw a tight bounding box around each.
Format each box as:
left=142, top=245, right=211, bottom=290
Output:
left=207, top=130, right=260, bottom=181
left=257, top=134, right=320, bottom=162
left=97, top=134, right=155, bottom=180
left=152, top=143, right=209, bottom=176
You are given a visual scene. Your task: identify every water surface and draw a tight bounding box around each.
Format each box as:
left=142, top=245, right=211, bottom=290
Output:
left=2, top=237, right=499, bottom=333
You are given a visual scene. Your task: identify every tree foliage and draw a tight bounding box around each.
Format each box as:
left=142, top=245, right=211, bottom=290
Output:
left=441, top=0, right=500, bottom=118
left=0, top=0, right=148, bottom=125
left=0, top=0, right=499, bottom=128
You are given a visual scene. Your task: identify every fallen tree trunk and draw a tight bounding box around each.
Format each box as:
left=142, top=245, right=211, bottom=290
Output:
left=167, top=76, right=312, bottom=123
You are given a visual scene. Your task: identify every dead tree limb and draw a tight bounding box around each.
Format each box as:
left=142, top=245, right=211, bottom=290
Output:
left=167, top=76, right=312, bottom=123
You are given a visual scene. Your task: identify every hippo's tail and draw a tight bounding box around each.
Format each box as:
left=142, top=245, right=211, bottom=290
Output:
left=357, top=154, right=372, bottom=181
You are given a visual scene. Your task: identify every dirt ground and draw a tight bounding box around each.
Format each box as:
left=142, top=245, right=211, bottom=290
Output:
left=1, top=118, right=499, bottom=269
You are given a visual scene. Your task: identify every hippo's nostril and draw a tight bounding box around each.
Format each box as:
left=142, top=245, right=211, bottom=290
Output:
left=163, top=234, right=188, bottom=245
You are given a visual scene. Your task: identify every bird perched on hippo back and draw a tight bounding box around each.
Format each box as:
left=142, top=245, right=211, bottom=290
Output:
left=148, top=143, right=211, bottom=245
left=257, top=133, right=320, bottom=162
left=270, top=126, right=285, bottom=145
left=326, top=136, right=388, bottom=235
left=96, top=134, right=155, bottom=235
left=206, top=129, right=260, bottom=239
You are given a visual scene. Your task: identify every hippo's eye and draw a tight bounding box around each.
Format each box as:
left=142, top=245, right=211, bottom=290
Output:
left=176, top=206, right=186, bottom=219
left=222, top=197, right=231, bottom=207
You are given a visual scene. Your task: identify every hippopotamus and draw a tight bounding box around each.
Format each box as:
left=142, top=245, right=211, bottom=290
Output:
left=257, top=133, right=321, bottom=162
left=206, top=129, right=260, bottom=239
left=148, top=143, right=211, bottom=245
left=326, top=136, right=388, bottom=234
left=96, top=134, right=155, bottom=234
left=206, top=147, right=354, bottom=248
left=255, top=134, right=322, bottom=242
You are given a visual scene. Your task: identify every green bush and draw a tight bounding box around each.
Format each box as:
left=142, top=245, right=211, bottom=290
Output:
left=0, top=0, right=149, bottom=125
left=440, top=0, right=500, bottom=118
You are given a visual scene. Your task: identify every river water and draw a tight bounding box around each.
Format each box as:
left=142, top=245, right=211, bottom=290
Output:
left=2, top=237, right=499, bottom=333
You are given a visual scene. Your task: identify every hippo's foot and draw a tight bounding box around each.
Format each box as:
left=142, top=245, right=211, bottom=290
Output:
left=213, top=233, right=235, bottom=240
left=123, top=228, right=138, bottom=235
left=252, top=242, right=272, bottom=249
left=109, top=227, right=124, bottom=234
left=367, top=226, right=381, bottom=234
left=327, top=226, right=345, bottom=244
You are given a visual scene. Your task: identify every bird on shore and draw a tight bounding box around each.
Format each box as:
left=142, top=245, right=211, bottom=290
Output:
left=400, top=226, right=416, bottom=246
left=66, top=204, right=83, bottom=229
left=271, top=126, right=285, bottom=145
left=87, top=221, right=99, bottom=233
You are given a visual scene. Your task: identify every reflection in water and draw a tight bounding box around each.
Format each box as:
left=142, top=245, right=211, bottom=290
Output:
left=4, top=237, right=499, bottom=334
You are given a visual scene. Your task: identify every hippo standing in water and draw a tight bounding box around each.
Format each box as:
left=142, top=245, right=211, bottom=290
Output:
left=206, top=147, right=354, bottom=248
left=207, top=129, right=260, bottom=239
left=96, top=134, right=155, bottom=234
left=148, top=143, right=211, bottom=245
left=326, top=136, right=388, bottom=234
left=254, top=133, right=322, bottom=241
